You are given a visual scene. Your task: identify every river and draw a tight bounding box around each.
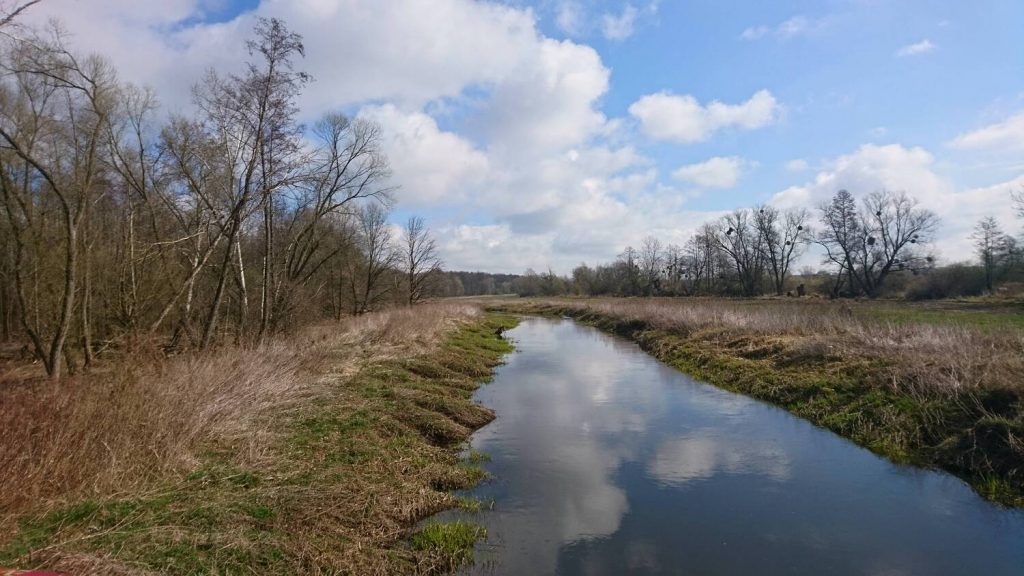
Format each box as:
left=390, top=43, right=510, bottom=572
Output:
left=438, top=317, right=1024, bottom=575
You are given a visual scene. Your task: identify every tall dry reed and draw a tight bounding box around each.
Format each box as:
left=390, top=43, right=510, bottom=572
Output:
left=0, top=302, right=480, bottom=527
left=520, top=297, right=1024, bottom=395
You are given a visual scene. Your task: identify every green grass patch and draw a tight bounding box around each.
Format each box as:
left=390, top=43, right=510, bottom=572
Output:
left=855, top=300, right=1024, bottom=332
left=411, top=521, right=486, bottom=569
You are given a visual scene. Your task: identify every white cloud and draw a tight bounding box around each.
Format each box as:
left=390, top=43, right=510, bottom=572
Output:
left=771, top=143, right=1022, bottom=263
left=357, top=104, right=490, bottom=208
left=739, top=25, right=769, bottom=41
left=948, top=112, right=1024, bottom=152
left=601, top=4, right=638, bottom=40
left=785, top=159, right=809, bottom=172
left=27, top=0, right=546, bottom=113
left=672, top=156, right=743, bottom=189
left=555, top=1, right=657, bottom=41
left=629, top=89, right=781, bottom=143
left=480, top=37, right=610, bottom=157
left=648, top=435, right=790, bottom=488
left=555, top=0, right=585, bottom=36
left=896, top=39, right=936, bottom=57
left=740, top=15, right=828, bottom=41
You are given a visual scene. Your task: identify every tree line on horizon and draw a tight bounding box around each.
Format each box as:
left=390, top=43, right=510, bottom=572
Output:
left=0, top=14, right=442, bottom=379
left=509, top=188, right=1024, bottom=300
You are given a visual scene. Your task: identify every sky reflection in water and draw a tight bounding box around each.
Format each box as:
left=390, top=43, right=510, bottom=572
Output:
left=442, top=318, right=1024, bottom=575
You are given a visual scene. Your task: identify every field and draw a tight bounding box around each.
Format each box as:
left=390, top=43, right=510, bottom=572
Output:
left=486, top=296, right=1024, bottom=505
left=0, top=304, right=517, bottom=575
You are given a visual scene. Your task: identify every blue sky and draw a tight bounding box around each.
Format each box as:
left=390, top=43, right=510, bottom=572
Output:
left=32, top=0, right=1024, bottom=272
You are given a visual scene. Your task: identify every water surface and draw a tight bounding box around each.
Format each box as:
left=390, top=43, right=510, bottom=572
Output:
left=445, top=318, right=1024, bottom=575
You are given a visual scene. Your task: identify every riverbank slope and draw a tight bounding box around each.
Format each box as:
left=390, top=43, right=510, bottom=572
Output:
left=0, top=304, right=516, bottom=574
left=488, top=297, right=1024, bottom=506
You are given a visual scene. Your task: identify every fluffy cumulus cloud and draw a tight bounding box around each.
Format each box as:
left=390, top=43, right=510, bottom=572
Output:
left=357, top=104, right=490, bottom=208
left=771, top=144, right=1022, bottom=262
left=629, top=90, right=780, bottom=143
left=26, top=0, right=544, bottom=113
left=672, top=157, right=744, bottom=189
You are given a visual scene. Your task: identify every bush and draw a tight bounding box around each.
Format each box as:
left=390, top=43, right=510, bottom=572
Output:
left=903, top=264, right=987, bottom=300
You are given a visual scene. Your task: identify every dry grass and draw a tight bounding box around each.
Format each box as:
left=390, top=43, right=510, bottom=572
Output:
left=519, top=297, right=1024, bottom=395
left=0, top=302, right=495, bottom=573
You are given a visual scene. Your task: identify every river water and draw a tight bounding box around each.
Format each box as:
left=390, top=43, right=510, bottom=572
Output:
left=441, top=317, right=1024, bottom=575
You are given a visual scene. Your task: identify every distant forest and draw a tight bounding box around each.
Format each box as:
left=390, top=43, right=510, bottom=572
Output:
left=443, top=188, right=1024, bottom=301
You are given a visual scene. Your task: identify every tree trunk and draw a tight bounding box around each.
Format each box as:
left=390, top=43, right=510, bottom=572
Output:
left=259, top=200, right=272, bottom=340
left=47, top=219, right=78, bottom=380
left=235, top=236, right=248, bottom=334
left=81, top=207, right=94, bottom=368
left=201, top=224, right=238, bottom=350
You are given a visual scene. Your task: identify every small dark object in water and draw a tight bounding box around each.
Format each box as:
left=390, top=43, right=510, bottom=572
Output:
left=494, top=327, right=506, bottom=339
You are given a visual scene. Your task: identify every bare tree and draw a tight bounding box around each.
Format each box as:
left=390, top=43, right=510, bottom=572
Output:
left=0, top=26, right=120, bottom=377
left=616, top=246, right=639, bottom=295
left=346, top=203, right=399, bottom=314
left=972, top=216, right=1010, bottom=292
left=717, top=210, right=765, bottom=296
left=187, top=17, right=311, bottom=346
left=275, top=113, right=391, bottom=323
left=817, top=189, right=860, bottom=297
left=754, top=205, right=809, bottom=295
left=687, top=223, right=720, bottom=294
left=662, top=243, right=686, bottom=295
left=402, top=216, right=441, bottom=305
left=638, top=236, right=663, bottom=296
left=818, top=189, right=938, bottom=297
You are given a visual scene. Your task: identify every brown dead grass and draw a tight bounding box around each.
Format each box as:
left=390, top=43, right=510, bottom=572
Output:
left=0, top=302, right=482, bottom=537
left=518, top=297, right=1024, bottom=395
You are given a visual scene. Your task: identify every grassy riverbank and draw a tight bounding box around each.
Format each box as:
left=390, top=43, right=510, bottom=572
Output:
left=0, top=304, right=516, bottom=574
left=488, top=297, right=1024, bottom=506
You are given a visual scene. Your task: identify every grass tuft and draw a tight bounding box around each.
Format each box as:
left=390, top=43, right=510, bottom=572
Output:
left=411, top=521, right=486, bottom=570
